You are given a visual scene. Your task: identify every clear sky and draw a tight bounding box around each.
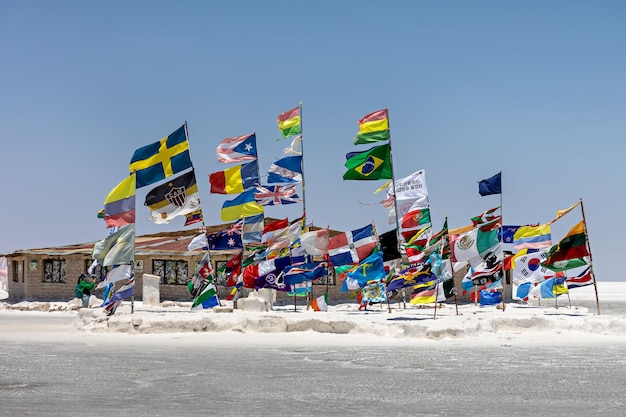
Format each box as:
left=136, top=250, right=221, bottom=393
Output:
left=1, top=1, right=624, bottom=281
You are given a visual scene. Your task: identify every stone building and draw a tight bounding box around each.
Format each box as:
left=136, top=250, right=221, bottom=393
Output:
left=3, top=219, right=346, bottom=303
left=3, top=220, right=506, bottom=304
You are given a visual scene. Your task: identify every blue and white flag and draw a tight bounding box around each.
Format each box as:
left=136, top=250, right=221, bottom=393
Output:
left=243, top=214, right=264, bottom=243
left=341, top=252, right=385, bottom=292
left=102, top=277, right=135, bottom=308
left=283, top=261, right=328, bottom=285
left=188, top=233, right=208, bottom=251
left=96, top=264, right=132, bottom=289
left=267, top=156, right=303, bottom=183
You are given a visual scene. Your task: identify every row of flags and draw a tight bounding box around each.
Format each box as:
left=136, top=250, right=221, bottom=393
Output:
left=92, top=104, right=596, bottom=313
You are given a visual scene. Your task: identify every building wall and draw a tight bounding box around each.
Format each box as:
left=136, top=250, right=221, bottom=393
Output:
left=6, top=252, right=245, bottom=302
left=5, top=251, right=512, bottom=304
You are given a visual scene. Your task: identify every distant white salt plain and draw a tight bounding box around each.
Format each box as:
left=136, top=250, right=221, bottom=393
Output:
left=1, top=282, right=625, bottom=347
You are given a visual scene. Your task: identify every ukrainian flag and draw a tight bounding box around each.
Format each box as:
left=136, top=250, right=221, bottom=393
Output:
left=221, top=189, right=264, bottom=222
left=130, top=125, right=192, bottom=188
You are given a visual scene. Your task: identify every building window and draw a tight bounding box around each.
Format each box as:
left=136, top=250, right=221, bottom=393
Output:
left=85, top=260, right=106, bottom=282
left=152, top=259, right=189, bottom=285
left=314, top=269, right=335, bottom=286
left=12, top=261, right=19, bottom=282
left=43, top=259, right=67, bottom=283
left=214, top=261, right=228, bottom=286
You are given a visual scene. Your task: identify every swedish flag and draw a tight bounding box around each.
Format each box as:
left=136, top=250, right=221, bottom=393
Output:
left=130, top=125, right=192, bottom=188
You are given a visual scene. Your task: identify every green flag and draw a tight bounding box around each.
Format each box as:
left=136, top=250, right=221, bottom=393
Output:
left=542, top=257, right=588, bottom=272
left=343, top=143, right=392, bottom=180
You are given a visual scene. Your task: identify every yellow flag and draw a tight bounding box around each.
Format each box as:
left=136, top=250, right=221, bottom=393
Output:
left=374, top=180, right=392, bottom=194
left=550, top=200, right=581, bottom=223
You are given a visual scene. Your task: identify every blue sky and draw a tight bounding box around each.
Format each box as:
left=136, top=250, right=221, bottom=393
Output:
left=1, top=1, right=623, bottom=281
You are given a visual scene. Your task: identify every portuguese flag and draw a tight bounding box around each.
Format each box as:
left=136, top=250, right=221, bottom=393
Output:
left=542, top=221, right=589, bottom=270
left=354, top=109, right=390, bottom=144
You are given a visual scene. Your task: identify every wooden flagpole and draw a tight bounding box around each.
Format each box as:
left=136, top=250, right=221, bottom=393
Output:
left=579, top=198, right=600, bottom=315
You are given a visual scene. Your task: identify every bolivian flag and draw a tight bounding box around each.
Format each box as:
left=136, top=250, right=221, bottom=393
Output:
left=354, top=109, right=390, bottom=144
left=277, top=106, right=301, bottom=138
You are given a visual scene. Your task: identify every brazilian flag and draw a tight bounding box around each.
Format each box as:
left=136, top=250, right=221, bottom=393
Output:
left=343, top=143, right=392, bottom=180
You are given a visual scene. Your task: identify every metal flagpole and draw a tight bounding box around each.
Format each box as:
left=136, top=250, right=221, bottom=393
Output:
left=186, top=121, right=222, bottom=308
left=385, top=107, right=403, bottom=258
left=579, top=198, right=600, bottom=315
left=499, top=174, right=506, bottom=312
left=433, top=227, right=446, bottom=321
left=296, top=102, right=307, bottom=232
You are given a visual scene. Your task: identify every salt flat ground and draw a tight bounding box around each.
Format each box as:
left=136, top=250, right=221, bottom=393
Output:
left=1, top=283, right=625, bottom=416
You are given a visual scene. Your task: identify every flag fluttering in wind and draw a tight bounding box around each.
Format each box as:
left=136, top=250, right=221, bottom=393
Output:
left=102, top=277, right=135, bottom=309
left=96, top=264, right=133, bottom=290
left=328, top=223, right=378, bottom=266
left=341, top=252, right=385, bottom=291
left=283, top=135, right=302, bottom=156
left=277, top=106, right=302, bottom=138
left=242, top=214, right=264, bottom=243
left=209, top=162, right=259, bottom=194
left=354, top=109, right=390, bottom=144
left=343, top=143, right=392, bottom=180
left=191, top=279, right=219, bottom=310
left=550, top=200, right=581, bottom=224
left=254, top=184, right=301, bottom=206
left=208, top=220, right=243, bottom=250
left=450, top=227, right=500, bottom=266
left=379, top=229, right=401, bottom=262
left=361, top=281, right=388, bottom=304
left=92, top=224, right=136, bottom=267
left=471, top=206, right=501, bottom=230
left=386, top=262, right=437, bottom=292
left=187, top=233, right=208, bottom=251
left=478, top=172, right=502, bottom=196
left=267, top=156, right=303, bottom=183
left=184, top=209, right=203, bottom=226
left=542, top=221, right=590, bottom=271
left=566, top=267, right=593, bottom=289
left=102, top=173, right=136, bottom=228
left=311, top=294, right=328, bottom=312
left=283, top=261, right=328, bottom=285
left=145, top=170, right=201, bottom=224
left=216, top=133, right=257, bottom=163
left=220, top=189, right=264, bottom=221
left=130, top=125, right=192, bottom=188
left=299, top=228, right=330, bottom=256
left=221, top=252, right=243, bottom=287
left=513, top=224, right=552, bottom=251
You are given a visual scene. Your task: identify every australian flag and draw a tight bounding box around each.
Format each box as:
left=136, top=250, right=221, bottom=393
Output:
left=208, top=220, right=243, bottom=250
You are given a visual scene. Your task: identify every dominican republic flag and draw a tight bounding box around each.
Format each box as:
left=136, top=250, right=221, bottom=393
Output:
left=328, top=223, right=378, bottom=266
